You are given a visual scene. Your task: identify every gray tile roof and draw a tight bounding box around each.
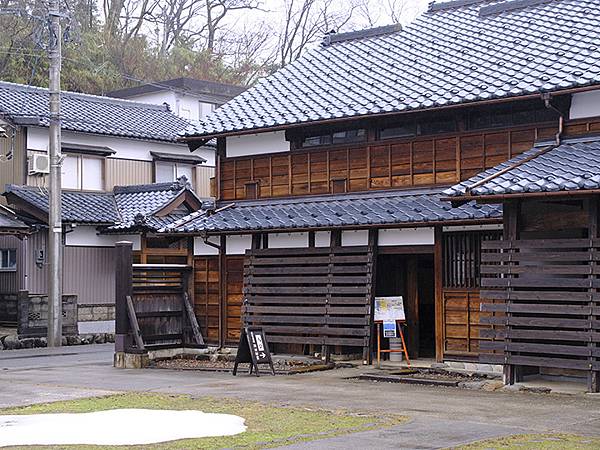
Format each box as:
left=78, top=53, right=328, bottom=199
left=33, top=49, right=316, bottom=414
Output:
left=4, top=185, right=119, bottom=224
left=0, top=81, right=192, bottom=141
left=4, top=178, right=201, bottom=230
left=109, top=179, right=199, bottom=231
left=0, top=208, right=29, bottom=232
left=183, top=0, right=600, bottom=138
left=162, top=188, right=501, bottom=234
left=443, top=136, right=600, bottom=198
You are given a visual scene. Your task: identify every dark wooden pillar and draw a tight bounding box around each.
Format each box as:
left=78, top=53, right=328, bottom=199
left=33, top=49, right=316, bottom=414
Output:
left=434, top=226, right=444, bottom=362
left=405, top=256, right=420, bottom=358
left=115, top=241, right=133, bottom=352
left=218, top=235, right=227, bottom=348
left=367, top=229, right=378, bottom=364
left=588, top=198, right=599, bottom=393
left=503, top=200, right=521, bottom=385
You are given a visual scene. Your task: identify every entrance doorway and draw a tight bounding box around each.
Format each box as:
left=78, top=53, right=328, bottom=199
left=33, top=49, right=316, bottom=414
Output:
left=375, top=253, right=435, bottom=359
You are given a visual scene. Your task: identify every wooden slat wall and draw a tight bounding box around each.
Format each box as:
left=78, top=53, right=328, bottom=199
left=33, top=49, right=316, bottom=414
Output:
left=0, top=127, right=26, bottom=205
left=220, top=123, right=566, bottom=200
left=479, top=239, right=600, bottom=376
left=225, top=256, right=244, bottom=343
left=194, top=256, right=220, bottom=342
left=441, top=230, right=502, bottom=358
left=242, top=246, right=374, bottom=355
left=131, top=266, right=189, bottom=347
left=105, top=158, right=153, bottom=189
left=443, top=289, right=490, bottom=357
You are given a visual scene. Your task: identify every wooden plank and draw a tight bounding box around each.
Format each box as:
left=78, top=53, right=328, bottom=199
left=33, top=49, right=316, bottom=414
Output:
left=481, top=251, right=599, bottom=262
left=245, top=305, right=326, bottom=315
left=507, top=355, right=591, bottom=371
left=481, top=277, right=600, bottom=289
left=245, top=315, right=326, bottom=324
left=245, top=295, right=325, bottom=304
left=183, top=292, right=205, bottom=346
left=481, top=316, right=590, bottom=329
left=480, top=290, right=600, bottom=302
left=480, top=265, right=596, bottom=275
left=126, top=295, right=145, bottom=351
left=480, top=341, right=592, bottom=356
left=481, top=303, right=596, bottom=315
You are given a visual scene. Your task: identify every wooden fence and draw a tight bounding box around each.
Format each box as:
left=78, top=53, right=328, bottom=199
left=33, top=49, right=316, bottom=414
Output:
left=115, top=242, right=204, bottom=353
left=242, top=246, right=374, bottom=361
left=479, top=238, right=600, bottom=392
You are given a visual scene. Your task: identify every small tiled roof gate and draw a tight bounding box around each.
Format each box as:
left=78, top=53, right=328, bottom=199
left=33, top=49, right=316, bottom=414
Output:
left=242, top=246, right=375, bottom=362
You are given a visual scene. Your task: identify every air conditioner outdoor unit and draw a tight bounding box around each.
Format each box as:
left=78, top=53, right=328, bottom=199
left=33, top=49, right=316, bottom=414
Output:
left=28, top=153, right=50, bottom=175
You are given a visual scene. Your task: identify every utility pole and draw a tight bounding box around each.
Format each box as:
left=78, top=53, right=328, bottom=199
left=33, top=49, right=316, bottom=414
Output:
left=47, top=0, right=63, bottom=347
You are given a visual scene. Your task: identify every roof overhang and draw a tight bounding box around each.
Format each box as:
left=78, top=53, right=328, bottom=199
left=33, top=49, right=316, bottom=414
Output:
left=180, top=85, right=598, bottom=143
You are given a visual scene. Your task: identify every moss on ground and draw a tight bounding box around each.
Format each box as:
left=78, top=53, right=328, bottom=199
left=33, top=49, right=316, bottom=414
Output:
left=458, top=433, right=600, bottom=450
left=1, top=393, right=407, bottom=449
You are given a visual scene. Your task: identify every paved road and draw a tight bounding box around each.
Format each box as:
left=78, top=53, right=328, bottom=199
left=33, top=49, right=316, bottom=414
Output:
left=1, top=344, right=599, bottom=449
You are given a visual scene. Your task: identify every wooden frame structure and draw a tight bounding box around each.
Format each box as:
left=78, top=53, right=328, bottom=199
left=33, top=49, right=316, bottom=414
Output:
left=478, top=199, right=600, bottom=392
left=115, top=241, right=204, bottom=354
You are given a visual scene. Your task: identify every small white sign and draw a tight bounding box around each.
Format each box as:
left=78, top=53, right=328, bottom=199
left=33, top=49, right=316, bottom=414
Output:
left=374, top=296, right=405, bottom=322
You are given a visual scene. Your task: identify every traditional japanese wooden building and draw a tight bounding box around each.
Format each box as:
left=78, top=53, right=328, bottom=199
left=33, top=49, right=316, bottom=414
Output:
left=445, top=137, right=600, bottom=391
left=162, top=0, right=600, bottom=366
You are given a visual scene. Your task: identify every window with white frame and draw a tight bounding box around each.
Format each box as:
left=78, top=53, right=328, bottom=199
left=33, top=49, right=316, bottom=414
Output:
left=155, top=161, right=194, bottom=184
left=61, top=154, right=104, bottom=191
left=0, top=249, right=17, bottom=271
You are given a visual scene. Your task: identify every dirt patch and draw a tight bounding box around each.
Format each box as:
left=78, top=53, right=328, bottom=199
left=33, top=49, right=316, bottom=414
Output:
left=151, top=355, right=334, bottom=374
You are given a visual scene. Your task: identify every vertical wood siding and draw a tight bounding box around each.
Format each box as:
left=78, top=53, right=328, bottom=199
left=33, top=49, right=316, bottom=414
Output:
left=105, top=158, right=153, bottom=189
left=195, top=166, right=215, bottom=197
left=0, top=235, right=25, bottom=293
left=26, top=231, right=48, bottom=294
left=0, top=127, right=26, bottom=203
left=219, top=118, right=600, bottom=201
left=63, top=246, right=115, bottom=304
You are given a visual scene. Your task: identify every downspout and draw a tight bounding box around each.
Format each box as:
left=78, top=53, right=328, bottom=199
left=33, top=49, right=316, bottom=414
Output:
left=202, top=233, right=225, bottom=349
left=463, top=95, right=566, bottom=199
left=542, top=93, right=564, bottom=145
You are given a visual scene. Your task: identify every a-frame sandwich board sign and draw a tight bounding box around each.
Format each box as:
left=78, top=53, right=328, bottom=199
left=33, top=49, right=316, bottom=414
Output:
left=233, top=327, right=275, bottom=376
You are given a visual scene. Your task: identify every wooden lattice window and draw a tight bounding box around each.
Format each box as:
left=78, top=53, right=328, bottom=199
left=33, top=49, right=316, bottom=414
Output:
left=443, top=230, right=502, bottom=288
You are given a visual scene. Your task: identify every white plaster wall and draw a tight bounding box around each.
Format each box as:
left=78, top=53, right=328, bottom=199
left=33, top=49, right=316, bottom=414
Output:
left=65, top=226, right=141, bottom=249
left=226, top=131, right=289, bottom=157
left=378, top=227, right=435, bottom=246
left=570, top=90, right=600, bottom=120
left=268, top=232, right=308, bottom=248
left=342, top=230, right=369, bottom=246
left=194, top=236, right=219, bottom=255
left=314, top=231, right=331, bottom=247
left=226, top=235, right=252, bottom=255
left=27, top=127, right=215, bottom=167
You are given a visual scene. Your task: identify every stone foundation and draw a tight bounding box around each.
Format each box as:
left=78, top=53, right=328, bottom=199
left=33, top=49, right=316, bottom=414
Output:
left=77, top=303, right=115, bottom=322
left=17, top=292, right=78, bottom=337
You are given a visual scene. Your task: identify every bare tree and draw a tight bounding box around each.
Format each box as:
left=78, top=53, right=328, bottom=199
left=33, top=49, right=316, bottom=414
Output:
left=275, top=0, right=359, bottom=68
left=357, top=0, right=422, bottom=27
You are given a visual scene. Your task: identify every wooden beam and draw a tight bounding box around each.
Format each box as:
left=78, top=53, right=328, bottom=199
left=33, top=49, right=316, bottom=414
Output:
left=126, top=295, right=145, bottom=351
left=115, top=241, right=133, bottom=352
left=219, top=235, right=226, bottom=348
left=434, top=226, right=444, bottom=362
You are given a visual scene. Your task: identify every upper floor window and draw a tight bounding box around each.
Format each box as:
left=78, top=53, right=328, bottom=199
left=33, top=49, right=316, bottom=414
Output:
left=467, top=103, right=558, bottom=130
left=155, top=161, right=194, bottom=184
left=0, top=249, right=17, bottom=271
left=300, top=128, right=366, bottom=148
left=379, top=116, right=456, bottom=140
left=62, top=154, right=104, bottom=191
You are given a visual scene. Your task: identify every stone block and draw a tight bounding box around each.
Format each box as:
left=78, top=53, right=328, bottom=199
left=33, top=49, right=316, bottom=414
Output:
left=114, top=352, right=149, bottom=369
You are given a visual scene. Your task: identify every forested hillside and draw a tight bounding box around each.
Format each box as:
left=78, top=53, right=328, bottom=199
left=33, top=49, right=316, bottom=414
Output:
left=0, top=0, right=421, bottom=94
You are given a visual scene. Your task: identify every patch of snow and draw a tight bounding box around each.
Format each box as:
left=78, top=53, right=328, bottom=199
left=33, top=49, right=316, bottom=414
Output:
left=0, top=409, right=246, bottom=446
